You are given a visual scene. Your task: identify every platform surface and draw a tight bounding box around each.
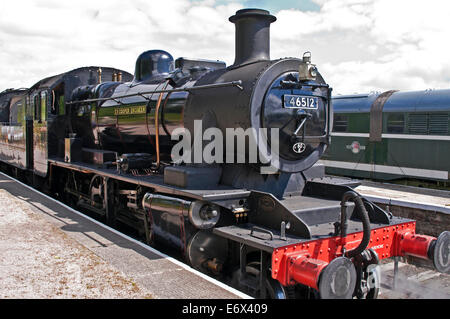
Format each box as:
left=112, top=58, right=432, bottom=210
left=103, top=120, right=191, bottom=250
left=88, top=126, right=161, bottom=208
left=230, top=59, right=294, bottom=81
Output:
left=0, top=172, right=248, bottom=299
left=355, top=180, right=450, bottom=214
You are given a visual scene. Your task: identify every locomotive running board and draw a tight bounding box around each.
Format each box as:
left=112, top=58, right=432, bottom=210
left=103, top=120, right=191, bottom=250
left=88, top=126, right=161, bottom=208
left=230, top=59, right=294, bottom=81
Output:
left=48, top=158, right=252, bottom=202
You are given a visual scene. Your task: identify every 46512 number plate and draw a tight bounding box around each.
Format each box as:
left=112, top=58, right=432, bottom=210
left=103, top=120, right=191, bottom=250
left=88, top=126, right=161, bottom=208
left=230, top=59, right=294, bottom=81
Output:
left=283, top=95, right=318, bottom=109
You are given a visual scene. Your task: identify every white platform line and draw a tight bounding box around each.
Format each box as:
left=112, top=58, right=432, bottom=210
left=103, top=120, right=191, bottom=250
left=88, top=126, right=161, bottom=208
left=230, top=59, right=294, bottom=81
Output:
left=0, top=171, right=253, bottom=299
left=331, top=132, right=450, bottom=141
left=320, top=160, right=448, bottom=180
left=360, top=193, right=450, bottom=215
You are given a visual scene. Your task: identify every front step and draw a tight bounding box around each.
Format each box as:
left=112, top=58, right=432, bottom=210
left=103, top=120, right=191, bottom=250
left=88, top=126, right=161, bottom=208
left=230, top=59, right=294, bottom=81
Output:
left=280, top=195, right=350, bottom=226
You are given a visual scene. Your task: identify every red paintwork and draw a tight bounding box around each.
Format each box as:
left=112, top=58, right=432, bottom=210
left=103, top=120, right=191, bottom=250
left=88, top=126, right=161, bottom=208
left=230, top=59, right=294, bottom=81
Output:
left=272, top=221, right=436, bottom=288
left=395, top=231, right=435, bottom=259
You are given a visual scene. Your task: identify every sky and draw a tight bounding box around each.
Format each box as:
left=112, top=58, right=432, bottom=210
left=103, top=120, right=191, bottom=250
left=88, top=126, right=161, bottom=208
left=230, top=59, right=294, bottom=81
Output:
left=1, top=0, right=450, bottom=95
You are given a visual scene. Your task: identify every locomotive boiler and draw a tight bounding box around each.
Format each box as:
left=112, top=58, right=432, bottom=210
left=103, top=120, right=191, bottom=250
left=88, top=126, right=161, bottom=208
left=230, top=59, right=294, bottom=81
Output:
left=0, top=8, right=448, bottom=299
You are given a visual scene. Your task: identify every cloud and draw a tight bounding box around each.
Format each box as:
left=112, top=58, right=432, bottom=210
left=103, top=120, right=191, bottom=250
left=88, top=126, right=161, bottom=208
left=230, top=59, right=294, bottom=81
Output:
left=272, top=0, right=450, bottom=94
left=0, top=0, right=449, bottom=94
left=0, top=0, right=241, bottom=89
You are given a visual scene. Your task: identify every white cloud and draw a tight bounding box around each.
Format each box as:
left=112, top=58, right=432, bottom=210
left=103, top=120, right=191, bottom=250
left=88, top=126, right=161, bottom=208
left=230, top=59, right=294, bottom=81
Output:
left=273, top=0, right=450, bottom=94
left=0, top=0, right=449, bottom=94
left=0, top=0, right=241, bottom=89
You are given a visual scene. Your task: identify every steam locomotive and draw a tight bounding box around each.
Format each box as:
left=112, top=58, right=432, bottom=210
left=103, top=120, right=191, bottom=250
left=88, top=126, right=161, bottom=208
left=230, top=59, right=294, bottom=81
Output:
left=0, top=9, right=448, bottom=299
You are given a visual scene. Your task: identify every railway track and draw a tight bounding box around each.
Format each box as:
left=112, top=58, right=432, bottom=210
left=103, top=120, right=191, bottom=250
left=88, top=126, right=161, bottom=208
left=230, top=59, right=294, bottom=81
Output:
left=378, top=260, right=450, bottom=299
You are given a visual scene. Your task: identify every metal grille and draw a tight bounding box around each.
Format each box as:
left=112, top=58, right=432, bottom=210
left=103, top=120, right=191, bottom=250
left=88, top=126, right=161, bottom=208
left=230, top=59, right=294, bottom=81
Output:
left=429, top=114, right=448, bottom=135
left=408, top=113, right=448, bottom=135
left=408, top=114, right=428, bottom=134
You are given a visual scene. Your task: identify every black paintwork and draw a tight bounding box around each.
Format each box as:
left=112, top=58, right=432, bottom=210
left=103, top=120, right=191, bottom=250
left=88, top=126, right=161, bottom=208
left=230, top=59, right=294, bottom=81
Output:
left=0, top=67, right=133, bottom=176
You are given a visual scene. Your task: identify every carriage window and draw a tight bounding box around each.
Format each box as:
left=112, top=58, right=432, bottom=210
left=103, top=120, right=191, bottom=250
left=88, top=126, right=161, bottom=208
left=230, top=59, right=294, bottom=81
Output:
left=387, top=114, right=404, bottom=133
left=34, top=94, right=41, bottom=121
left=41, top=91, right=47, bottom=121
left=333, top=114, right=348, bottom=132
left=24, top=97, right=30, bottom=118
left=59, top=95, right=65, bottom=115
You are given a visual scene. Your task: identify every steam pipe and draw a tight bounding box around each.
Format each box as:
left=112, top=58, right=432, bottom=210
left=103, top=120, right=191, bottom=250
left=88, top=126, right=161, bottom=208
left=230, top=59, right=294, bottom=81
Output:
left=340, top=191, right=371, bottom=258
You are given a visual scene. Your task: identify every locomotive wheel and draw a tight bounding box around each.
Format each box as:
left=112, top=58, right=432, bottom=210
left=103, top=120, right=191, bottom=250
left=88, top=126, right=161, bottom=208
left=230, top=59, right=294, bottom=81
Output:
left=355, top=249, right=380, bottom=299
left=232, top=261, right=294, bottom=299
left=355, top=265, right=380, bottom=299
left=365, top=266, right=380, bottom=299
left=89, top=175, right=105, bottom=209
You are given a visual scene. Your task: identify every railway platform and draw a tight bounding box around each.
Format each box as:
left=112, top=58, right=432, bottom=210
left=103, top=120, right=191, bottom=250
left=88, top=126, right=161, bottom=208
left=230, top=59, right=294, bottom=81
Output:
left=0, top=172, right=249, bottom=299
left=356, top=180, right=450, bottom=213
left=354, top=180, right=450, bottom=237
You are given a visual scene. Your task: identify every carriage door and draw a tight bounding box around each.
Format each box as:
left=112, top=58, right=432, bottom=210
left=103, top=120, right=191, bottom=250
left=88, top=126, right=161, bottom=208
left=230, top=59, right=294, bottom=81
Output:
left=33, top=91, right=48, bottom=176
left=25, top=96, right=33, bottom=169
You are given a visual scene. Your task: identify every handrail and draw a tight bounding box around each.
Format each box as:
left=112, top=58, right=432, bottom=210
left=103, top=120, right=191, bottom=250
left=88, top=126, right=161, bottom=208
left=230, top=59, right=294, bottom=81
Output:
left=155, top=81, right=170, bottom=170
left=66, top=80, right=243, bottom=105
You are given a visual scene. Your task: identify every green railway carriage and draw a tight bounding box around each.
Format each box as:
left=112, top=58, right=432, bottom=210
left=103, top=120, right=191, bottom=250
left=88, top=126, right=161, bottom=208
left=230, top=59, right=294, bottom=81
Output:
left=321, top=89, right=450, bottom=187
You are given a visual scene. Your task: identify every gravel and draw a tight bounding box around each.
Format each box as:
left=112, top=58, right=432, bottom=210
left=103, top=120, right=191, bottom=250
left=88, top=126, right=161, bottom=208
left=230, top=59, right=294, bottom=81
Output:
left=0, top=189, right=153, bottom=299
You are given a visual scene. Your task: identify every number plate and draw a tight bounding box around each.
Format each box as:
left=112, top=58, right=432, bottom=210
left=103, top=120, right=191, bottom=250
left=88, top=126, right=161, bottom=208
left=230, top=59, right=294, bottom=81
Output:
left=283, top=95, right=318, bottom=109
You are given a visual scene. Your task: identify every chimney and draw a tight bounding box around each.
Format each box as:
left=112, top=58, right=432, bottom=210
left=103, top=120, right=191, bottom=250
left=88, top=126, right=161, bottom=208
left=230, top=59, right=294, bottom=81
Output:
left=229, top=9, right=276, bottom=66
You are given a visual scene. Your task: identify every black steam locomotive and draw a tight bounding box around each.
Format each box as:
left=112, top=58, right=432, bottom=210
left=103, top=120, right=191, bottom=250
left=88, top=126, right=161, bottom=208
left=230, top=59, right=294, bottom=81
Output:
left=0, top=9, right=448, bottom=299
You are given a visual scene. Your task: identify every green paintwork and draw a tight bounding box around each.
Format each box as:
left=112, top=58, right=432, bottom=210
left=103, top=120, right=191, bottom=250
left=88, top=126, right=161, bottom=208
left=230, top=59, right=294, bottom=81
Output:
left=324, top=109, right=450, bottom=185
